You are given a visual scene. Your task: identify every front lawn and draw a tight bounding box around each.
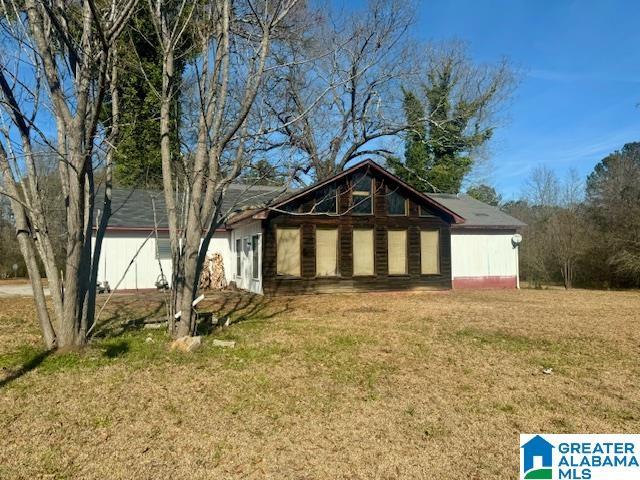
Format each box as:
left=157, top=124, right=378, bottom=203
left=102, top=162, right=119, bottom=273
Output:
left=1, top=288, right=639, bottom=479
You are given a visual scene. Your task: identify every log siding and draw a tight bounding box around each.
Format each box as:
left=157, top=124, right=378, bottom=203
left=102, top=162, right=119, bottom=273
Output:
left=262, top=170, right=453, bottom=295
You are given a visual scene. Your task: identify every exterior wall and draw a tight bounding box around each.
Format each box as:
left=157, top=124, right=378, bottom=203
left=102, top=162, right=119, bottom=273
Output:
left=94, top=231, right=232, bottom=290
left=262, top=173, right=454, bottom=295
left=229, top=221, right=263, bottom=294
left=450, top=230, right=519, bottom=289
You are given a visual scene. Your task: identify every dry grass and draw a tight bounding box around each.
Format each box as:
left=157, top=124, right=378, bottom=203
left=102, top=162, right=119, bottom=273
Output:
left=1, top=288, right=639, bottom=479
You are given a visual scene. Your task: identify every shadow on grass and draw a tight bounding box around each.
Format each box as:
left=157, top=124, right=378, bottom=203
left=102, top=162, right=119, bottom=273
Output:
left=0, top=349, right=52, bottom=389
left=93, top=298, right=166, bottom=338
left=103, top=340, right=130, bottom=358
left=197, top=291, right=292, bottom=335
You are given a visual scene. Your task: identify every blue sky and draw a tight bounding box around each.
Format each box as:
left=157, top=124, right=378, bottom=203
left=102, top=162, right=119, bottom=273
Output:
left=420, top=0, right=640, bottom=198
left=342, top=0, right=640, bottom=198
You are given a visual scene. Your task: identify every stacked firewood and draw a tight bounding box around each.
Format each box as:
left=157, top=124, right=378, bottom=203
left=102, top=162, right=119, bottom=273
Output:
left=199, top=252, right=227, bottom=290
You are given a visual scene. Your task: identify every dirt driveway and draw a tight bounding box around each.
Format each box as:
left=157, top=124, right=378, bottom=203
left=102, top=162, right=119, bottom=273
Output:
left=0, top=282, right=49, bottom=297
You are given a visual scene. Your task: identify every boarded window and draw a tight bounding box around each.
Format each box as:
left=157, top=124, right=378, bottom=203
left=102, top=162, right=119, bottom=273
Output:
left=251, top=235, right=260, bottom=279
left=352, top=229, right=374, bottom=276
left=351, top=174, right=372, bottom=214
left=156, top=238, right=171, bottom=260
left=235, top=239, right=242, bottom=276
left=387, top=190, right=407, bottom=215
left=387, top=230, right=407, bottom=275
left=420, top=230, right=440, bottom=274
left=315, top=228, right=338, bottom=276
left=276, top=227, right=301, bottom=276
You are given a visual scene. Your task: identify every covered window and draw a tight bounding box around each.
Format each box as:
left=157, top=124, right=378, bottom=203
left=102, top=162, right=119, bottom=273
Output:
left=420, top=230, right=440, bottom=274
left=314, top=185, right=337, bottom=214
left=387, top=230, right=407, bottom=275
left=251, top=235, right=260, bottom=279
left=156, top=238, right=171, bottom=260
left=235, top=238, right=242, bottom=276
left=315, top=228, right=338, bottom=277
left=352, top=229, right=374, bottom=276
left=387, top=190, right=407, bottom=215
left=276, top=227, right=301, bottom=276
left=351, top=174, right=373, bottom=215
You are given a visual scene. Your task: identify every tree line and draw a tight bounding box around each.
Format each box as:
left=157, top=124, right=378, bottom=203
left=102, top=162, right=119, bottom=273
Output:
left=503, top=142, right=640, bottom=289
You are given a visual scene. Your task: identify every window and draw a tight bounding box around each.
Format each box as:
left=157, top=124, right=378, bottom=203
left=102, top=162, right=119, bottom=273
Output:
left=387, top=190, right=407, bottom=215
left=351, top=174, right=372, bottom=214
left=387, top=230, right=407, bottom=275
left=276, top=227, right=301, bottom=276
left=314, top=185, right=337, bottom=214
left=235, top=238, right=242, bottom=276
left=352, top=229, right=374, bottom=276
left=251, top=235, right=260, bottom=279
left=419, top=205, right=433, bottom=217
left=316, top=228, right=338, bottom=276
left=420, top=230, right=440, bottom=274
left=156, top=238, right=171, bottom=260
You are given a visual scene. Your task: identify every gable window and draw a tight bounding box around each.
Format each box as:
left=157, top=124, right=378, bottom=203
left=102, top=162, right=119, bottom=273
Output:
left=420, top=230, right=440, bottom=274
left=387, top=230, right=407, bottom=275
left=251, top=235, right=260, bottom=279
left=387, top=189, right=407, bottom=215
left=351, top=174, right=373, bottom=215
left=276, top=227, right=301, bottom=276
left=419, top=205, right=433, bottom=217
left=315, top=228, right=338, bottom=276
left=156, top=238, right=171, bottom=260
left=314, top=185, right=337, bottom=214
left=352, top=228, right=374, bottom=276
left=235, top=238, right=242, bottom=276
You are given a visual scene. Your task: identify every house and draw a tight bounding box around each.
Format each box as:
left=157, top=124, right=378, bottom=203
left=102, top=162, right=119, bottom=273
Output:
left=93, top=159, right=525, bottom=294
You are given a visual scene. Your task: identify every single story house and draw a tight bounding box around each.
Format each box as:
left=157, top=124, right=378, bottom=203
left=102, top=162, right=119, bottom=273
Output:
left=93, top=159, right=525, bottom=294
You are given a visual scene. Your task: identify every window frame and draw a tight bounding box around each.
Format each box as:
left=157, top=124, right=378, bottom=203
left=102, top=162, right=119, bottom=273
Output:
left=419, top=205, right=433, bottom=217
left=251, top=234, right=260, bottom=280
left=387, top=189, right=408, bottom=216
left=235, top=238, right=242, bottom=277
left=351, top=175, right=373, bottom=215
left=155, top=238, right=172, bottom=260
left=387, top=229, right=408, bottom=276
left=313, top=185, right=338, bottom=214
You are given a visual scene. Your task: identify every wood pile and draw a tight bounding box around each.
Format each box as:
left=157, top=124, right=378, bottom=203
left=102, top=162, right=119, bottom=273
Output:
left=199, top=252, right=227, bottom=290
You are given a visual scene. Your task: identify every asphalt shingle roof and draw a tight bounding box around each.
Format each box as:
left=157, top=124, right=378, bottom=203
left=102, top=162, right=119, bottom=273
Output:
left=99, top=184, right=285, bottom=228
left=427, top=193, right=525, bottom=228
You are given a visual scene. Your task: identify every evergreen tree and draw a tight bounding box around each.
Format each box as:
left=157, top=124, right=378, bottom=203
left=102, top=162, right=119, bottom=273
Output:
left=111, top=7, right=185, bottom=188
left=466, top=184, right=502, bottom=206
left=390, top=45, right=512, bottom=193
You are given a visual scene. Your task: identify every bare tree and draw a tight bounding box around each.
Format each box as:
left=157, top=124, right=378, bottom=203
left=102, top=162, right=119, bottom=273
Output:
left=267, top=0, right=415, bottom=181
left=0, top=0, right=137, bottom=348
left=547, top=169, right=585, bottom=289
left=150, top=0, right=302, bottom=338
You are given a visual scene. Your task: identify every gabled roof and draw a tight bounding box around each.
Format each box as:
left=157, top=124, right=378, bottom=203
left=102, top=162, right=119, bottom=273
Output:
left=427, top=193, right=526, bottom=229
left=228, top=159, right=465, bottom=225
left=96, top=184, right=284, bottom=230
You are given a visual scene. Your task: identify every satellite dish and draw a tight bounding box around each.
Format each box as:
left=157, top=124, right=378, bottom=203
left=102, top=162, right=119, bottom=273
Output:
left=511, top=234, right=523, bottom=247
